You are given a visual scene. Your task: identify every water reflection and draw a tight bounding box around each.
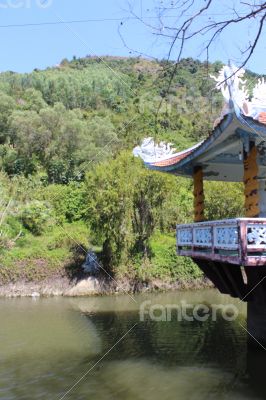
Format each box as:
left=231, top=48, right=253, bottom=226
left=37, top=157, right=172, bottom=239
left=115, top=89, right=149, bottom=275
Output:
left=0, top=290, right=263, bottom=399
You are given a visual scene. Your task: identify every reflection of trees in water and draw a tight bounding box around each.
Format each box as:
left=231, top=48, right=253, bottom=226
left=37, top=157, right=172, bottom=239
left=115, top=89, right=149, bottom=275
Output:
left=0, top=306, right=255, bottom=400
left=87, top=308, right=246, bottom=373
left=247, top=344, right=266, bottom=399
left=85, top=309, right=251, bottom=399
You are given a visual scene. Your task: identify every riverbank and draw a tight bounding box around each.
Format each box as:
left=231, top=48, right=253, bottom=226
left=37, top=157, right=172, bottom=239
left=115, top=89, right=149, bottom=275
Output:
left=0, top=274, right=213, bottom=298
left=0, top=222, right=209, bottom=297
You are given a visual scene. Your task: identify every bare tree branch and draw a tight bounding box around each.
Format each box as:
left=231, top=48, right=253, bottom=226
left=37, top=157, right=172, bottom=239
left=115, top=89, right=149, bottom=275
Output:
left=123, top=1, right=266, bottom=67
left=120, top=1, right=266, bottom=134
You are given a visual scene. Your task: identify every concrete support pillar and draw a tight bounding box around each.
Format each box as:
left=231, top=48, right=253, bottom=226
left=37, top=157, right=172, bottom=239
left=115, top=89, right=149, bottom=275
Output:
left=243, top=143, right=259, bottom=217
left=247, top=302, right=266, bottom=348
left=193, top=166, right=204, bottom=222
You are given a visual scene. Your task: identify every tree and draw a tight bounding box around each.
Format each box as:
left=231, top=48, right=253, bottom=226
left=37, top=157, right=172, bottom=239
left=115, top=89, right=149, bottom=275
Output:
left=0, top=92, right=16, bottom=145
left=124, top=1, right=266, bottom=69
left=132, top=169, right=172, bottom=256
left=20, top=88, right=48, bottom=112
left=77, top=115, right=118, bottom=169
left=0, top=172, right=23, bottom=249
left=6, top=101, right=118, bottom=181
left=9, top=110, right=47, bottom=160
left=205, top=181, right=244, bottom=220
left=84, top=152, right=172, bottom=273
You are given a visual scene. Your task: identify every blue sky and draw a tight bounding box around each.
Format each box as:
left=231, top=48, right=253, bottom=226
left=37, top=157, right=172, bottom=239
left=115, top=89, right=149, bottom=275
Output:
left=0, top=0, right=265, bottom=74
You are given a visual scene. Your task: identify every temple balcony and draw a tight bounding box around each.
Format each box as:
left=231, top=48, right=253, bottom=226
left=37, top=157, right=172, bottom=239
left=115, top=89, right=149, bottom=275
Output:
left=177, top=218, right=266, bottom=267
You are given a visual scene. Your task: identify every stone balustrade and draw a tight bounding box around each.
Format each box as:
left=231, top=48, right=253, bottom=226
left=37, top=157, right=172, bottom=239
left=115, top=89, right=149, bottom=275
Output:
left=176, top=218, right=266, bottom=266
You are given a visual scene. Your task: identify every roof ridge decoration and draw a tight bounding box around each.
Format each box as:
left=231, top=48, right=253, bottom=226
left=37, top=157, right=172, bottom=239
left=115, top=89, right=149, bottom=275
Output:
left=133, top=137, right=202, bottom=165
left=211, top=64, right=266, bottom=126
left=133, top=137, right=176, bottom=162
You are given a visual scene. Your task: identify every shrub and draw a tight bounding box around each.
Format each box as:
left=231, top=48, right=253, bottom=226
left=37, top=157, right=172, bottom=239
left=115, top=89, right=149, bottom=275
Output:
left=38, top=182, right=85, bottom=223
left=20, top=201, right=53, bottom=235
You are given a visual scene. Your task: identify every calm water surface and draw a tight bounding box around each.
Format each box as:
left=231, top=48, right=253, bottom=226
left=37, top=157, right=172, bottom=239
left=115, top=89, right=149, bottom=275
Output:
left=0, top=289, right=264, bottom=399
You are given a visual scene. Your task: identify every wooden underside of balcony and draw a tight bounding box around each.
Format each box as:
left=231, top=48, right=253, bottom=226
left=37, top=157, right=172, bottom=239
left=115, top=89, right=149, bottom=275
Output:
left=177, top=219, right=266, bottom=301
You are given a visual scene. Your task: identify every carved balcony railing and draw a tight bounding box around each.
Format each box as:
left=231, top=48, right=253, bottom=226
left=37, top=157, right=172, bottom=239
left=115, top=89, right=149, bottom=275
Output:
left=176, top=218, right=266, bottom=266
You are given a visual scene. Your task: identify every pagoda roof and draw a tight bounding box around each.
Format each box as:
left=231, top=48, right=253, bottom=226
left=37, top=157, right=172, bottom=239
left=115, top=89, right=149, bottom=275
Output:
left=133, top=65, right=266, bottom=182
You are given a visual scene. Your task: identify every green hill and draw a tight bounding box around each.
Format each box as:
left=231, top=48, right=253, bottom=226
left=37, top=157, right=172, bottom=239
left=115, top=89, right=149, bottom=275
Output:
left=0, top=56, right=246, bottom=288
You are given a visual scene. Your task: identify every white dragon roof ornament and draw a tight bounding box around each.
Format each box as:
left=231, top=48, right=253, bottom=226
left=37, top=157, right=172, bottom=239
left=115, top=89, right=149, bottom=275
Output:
left=211, top=64, right=266, bottom=125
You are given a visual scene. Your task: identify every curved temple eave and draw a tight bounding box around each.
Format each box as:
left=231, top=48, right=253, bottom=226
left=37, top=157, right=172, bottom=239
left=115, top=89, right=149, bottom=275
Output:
left=139, top=111, right=266, bottom=180
left=133, top=64, right=266, bottom=180
left=141, top=112, right=235, bottom=176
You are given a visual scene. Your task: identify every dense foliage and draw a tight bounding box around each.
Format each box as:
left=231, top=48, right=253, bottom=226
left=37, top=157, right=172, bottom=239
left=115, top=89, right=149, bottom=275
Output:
left=84, top=153, right=173, bottom=272
left=0, top=56, right=246, bottom=284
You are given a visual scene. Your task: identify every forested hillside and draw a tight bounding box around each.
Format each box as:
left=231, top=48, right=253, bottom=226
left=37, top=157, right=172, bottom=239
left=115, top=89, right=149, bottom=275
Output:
left=0, top=56, right=246, bottom=285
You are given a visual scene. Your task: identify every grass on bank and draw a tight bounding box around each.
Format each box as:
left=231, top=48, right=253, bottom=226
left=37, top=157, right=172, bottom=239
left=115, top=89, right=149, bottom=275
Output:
left=0, top=221, right=90, bottom=283
left=129, top=232, right=202, bottom=282
left=114, top=232, right=202, bottom=283
left=0, top=223, right=202, bottom=284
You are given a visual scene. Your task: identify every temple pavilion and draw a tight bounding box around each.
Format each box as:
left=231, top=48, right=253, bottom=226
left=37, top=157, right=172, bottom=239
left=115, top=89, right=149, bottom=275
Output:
left=134, top=64, right=266, bottom=303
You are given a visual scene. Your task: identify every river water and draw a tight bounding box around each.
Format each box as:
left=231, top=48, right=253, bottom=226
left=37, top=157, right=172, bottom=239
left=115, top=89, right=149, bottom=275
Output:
left=0, top=289, right=264, bottom=399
